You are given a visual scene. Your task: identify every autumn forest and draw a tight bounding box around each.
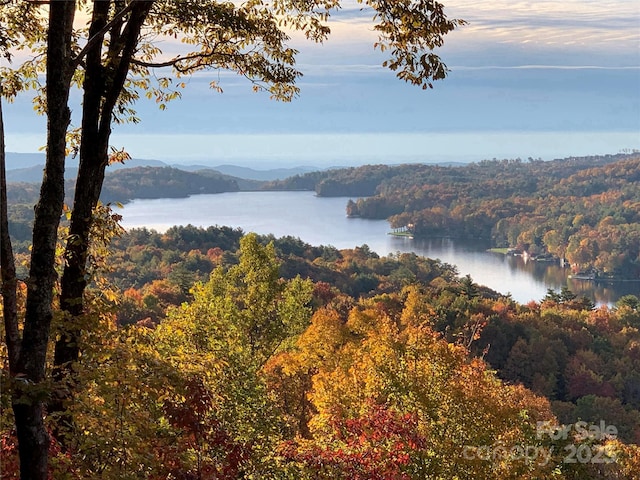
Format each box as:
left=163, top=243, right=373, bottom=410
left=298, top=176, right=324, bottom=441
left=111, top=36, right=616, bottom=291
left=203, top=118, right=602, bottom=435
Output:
left=2, top=224, right=640, bottom=478
left=2, top=0, right=640, bottom=479
left=4, top=151, right=640, bottom=478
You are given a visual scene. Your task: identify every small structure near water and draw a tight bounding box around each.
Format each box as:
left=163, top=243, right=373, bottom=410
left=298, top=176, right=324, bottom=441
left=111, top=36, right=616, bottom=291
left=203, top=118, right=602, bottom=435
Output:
left=389, top=224, right=414, bottom=238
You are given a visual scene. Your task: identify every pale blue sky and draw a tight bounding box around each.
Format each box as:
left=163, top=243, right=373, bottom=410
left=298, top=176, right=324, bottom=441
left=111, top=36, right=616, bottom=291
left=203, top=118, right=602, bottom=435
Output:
left=3, top=0, right=639, bottom=168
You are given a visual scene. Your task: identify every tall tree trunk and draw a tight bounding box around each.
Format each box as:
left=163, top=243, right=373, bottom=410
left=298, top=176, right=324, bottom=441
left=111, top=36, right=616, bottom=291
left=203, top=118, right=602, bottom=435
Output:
left=52, top=0, right=154, bottom=446
left=51, top=0, right=111, bottom=441
left=12, top=2, right=76, bottom=478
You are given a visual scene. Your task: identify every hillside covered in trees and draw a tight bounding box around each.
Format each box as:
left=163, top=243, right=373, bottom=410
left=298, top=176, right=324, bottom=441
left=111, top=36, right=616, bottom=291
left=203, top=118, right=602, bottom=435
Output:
left=6, top=165, right=259, bottom=206
left=2, top=225, right=640, bottom=478
left=266, top=154, right=640, bottom=279
left=4, top=166, right=259, bottom=251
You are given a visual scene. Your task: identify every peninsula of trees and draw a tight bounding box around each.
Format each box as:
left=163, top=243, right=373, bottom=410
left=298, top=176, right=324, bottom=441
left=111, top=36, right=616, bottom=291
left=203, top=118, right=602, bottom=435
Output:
left=265, top=153, right=640, bottom=279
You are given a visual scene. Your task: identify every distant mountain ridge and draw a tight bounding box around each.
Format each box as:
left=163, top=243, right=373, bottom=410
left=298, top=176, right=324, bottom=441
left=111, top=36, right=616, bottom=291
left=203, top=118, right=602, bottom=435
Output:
left=193, top=164, right=319, bottom=181
left=4, top=152, right=321, bottom=182
left=3, top=152, right=51, bottom=170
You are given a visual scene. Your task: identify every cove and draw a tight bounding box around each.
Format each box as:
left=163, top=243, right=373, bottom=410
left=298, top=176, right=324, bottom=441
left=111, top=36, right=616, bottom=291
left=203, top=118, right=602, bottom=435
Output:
left=119, top=191, right=638, bottom=305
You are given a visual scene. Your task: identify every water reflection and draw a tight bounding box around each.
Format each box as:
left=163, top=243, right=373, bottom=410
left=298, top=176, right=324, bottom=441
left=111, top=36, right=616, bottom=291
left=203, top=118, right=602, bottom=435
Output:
left=567, top=278, right=639, bottom=305
left=382, top=237, right=638, bottom=306
left=120, top=191, right=639, bottom=306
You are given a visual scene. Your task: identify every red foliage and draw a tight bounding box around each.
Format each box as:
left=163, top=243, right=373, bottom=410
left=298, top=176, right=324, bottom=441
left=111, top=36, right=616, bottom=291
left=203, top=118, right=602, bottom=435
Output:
left=160, top=377, right=251, bottom=479
left=313, top=281, right=336, bottom=305
left=281, top=401, right=428, bottom=479
left=0, top=432, right=20, bottom=479
left=207, top=247, right=224, bottom=262
left=567, top=368, right=611, bottom=400
left=0, top=429, right=80, bottom=479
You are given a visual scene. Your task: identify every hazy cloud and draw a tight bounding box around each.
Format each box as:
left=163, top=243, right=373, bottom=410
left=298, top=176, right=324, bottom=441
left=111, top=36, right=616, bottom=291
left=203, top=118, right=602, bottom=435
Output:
left=308, top=0, right=640, bottom=68
left=3, top=0, right=638, bottom=160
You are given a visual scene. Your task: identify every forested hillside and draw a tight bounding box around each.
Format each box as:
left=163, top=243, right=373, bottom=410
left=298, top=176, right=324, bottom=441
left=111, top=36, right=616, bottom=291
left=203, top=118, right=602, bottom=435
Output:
left=10, top=154, right=638, bottom=279
left=99, top=166, right=247, bottom=203
left=6, top=166, right=255, bottom=206
left=105, top=227, right=640, bottom=446
left=266, top=154, right=640, bottom=278
left=4, top=166, right=258, bottom=251
left=3, top=225, right=639, bottom=478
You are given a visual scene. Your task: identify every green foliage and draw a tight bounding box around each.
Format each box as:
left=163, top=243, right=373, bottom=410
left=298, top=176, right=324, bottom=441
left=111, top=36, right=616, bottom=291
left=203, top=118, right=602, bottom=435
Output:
left=102, top=226, right=459, bottom=323
left=2, top=0, right=464, bottom=110
left=194, top=233, right=314, bottom=361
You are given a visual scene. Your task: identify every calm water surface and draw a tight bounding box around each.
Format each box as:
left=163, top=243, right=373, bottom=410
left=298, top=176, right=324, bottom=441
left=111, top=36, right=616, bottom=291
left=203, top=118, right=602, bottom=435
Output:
left=120, top=191, right=639, bottom=305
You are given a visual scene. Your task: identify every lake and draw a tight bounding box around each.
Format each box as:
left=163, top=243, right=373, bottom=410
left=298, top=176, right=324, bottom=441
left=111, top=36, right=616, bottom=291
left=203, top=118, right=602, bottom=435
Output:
left=119, top=191, right=638, bottom=306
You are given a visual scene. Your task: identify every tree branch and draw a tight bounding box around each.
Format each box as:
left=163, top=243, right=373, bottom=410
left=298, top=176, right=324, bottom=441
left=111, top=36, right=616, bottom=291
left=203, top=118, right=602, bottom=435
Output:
left=130, top=47, right=234, bottom=73
left=71, top=0, right=139, bottom=70
left=99, top=0, right=154, bottom=137
left=131, top=52, right=210, bottom=69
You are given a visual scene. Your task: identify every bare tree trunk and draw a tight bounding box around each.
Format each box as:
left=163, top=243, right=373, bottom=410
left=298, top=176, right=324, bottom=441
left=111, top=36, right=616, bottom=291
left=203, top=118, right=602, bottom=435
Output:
left=51, top=0, right=111, bottom=441
left=52, top=0, right=154, bottom=446
left=11, top=2, right=76, bottom=478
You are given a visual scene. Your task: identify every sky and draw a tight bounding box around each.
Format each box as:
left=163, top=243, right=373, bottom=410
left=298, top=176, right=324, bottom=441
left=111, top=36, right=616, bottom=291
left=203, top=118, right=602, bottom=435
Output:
left=3, top=0, right=640, bottom=168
